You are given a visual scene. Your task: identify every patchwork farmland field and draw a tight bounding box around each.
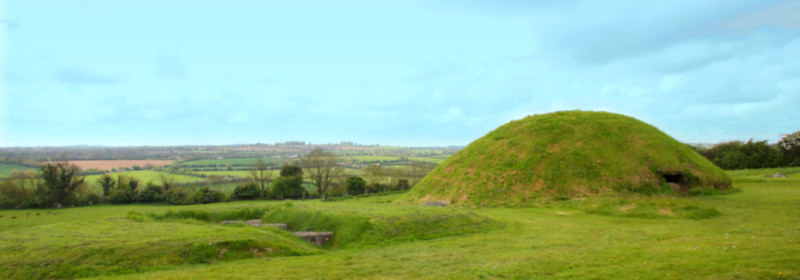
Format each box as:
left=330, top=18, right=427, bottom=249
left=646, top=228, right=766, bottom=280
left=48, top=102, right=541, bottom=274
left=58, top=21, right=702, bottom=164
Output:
left=178, top=157, right=283, bottom=167
left=195, top=170, right=278, bottom=178
left=61, top=160, right=174, bottom=171
left=83, top=171, right=203, bottom=186
left=0, top=163, right=36, bottom=178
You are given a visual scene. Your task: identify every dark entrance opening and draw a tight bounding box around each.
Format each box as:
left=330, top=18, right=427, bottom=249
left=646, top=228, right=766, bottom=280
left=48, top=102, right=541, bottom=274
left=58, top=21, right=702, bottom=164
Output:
left=658, top=172, right=685, bottom=193
left=660, top=173, right=683, bottom=184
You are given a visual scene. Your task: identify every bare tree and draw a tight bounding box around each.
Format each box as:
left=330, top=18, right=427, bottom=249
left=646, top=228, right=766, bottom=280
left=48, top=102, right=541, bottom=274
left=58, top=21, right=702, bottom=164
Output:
left=249, top=158, right=273, bottom=196
left=300, top=149, right=343, bottom=200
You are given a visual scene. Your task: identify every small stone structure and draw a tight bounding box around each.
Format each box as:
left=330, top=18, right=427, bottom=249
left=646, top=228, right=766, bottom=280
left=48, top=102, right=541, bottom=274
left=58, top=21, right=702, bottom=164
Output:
left=293, top=231, right=334, bottom=246
left=220, top=220, right=331, bottom=246
left=423, top=201, right=447, bottom=207
left=220, top=220, right=287, bottom=230
left=263, top=223, right=288, bottom=230
left=764, top=172, right=789, bottom=178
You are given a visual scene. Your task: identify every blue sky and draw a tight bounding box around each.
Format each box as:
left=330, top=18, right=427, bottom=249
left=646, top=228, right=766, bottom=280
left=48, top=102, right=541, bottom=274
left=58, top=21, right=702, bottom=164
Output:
left=1, top=0, right=799, bottom=147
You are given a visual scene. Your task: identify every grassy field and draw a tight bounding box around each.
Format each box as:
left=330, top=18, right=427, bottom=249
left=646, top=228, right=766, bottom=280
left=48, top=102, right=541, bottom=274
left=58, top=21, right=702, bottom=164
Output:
left=0, top=163, right=36, bottom=178
left=84, top=171, right=204, bottom=185
left=1, top=167, right=798, bottom=279
left=341, top=155, right=443, bottom=164
left=178, top=157, right=284, bottom=167
left=196, top=170, right=278, bottom=178
left=196, top=168, right=364, bottom=179
left=65, top=160, right=174, bottom=171
left=181, top=155, right=442, bottom=168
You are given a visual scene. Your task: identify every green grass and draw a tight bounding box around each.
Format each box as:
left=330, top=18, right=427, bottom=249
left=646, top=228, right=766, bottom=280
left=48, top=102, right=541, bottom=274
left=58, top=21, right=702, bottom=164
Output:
left=0, top=163, right=36, bottom=178
left=178, top=157, right=283, bottom=167
left=119, top=170, right=799, bottom=279
left=341, top=155, right=401, bottom=162
left=0, top=198, right=499, bottom=279
left=406, top=156, right=444, bottom=163
left=340, top=155, right=443, bottom=164
left=195, top=170, right=278, bottom=178
left=405, top=111, right=732, bottom=206
left=2, top=167, right=799, bottom=279
left=0, top=203, right=321, bottom=279
left=84, top=171, right=204, bottom=186
left=196, top=168, right=362, bottom=179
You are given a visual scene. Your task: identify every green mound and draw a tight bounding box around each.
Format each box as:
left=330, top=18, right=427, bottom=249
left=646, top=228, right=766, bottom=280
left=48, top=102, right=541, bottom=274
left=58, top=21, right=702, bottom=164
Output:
left=404, top=111, right=731, bottom=206
left=255, top=201, right=501, bottom=248
left=1, top=209, right=320, bottom=279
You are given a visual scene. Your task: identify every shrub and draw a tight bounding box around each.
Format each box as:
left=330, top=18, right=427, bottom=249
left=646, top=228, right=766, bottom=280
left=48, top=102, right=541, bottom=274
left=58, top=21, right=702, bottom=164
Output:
left=232, top=183, right=261, bottom=200
left=0, top=192, right=16, bottom=209
left=272, top=176, right=303, bottom=200
left=346, top=176, right=366, bottom=195
left=397, top=179, right=409, bottom=190
left=193, top=187, right=226, bottom=204
left=108, top=186, right=136, bottom=204
left=83, top=193, right=102, bottom=205
left=164, top=186, right=195, bottom=205
left=137, top=184, right=164, bottom=203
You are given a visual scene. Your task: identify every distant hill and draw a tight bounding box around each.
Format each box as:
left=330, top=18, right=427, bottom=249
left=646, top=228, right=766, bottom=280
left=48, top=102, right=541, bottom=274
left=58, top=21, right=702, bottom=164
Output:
left=686, top=142, right=716, bottom=149
left=403, top=111, right=731, bottom=206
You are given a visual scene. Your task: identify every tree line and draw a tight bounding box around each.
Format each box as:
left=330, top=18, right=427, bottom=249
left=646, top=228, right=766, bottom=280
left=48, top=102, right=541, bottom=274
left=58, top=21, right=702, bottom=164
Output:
left=0, top=148, right=435, bottom=209
left=693, top=130, right=800, bottom=170
left=232, top=149, right=434, bottom=201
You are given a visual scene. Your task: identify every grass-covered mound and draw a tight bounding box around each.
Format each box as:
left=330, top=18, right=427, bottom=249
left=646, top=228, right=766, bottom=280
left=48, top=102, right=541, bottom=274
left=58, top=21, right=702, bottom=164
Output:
left=404, top=111, right=731, bottom=206
left=150, top=200, right=502, bottom=249
left=259, top=201, right=502, bottom=248
left=0, top=207, right=320, bottom=279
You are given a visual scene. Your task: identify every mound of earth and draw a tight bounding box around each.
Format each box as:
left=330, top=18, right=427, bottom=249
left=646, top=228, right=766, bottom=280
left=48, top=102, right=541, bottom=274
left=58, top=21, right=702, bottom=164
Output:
left=404, top=111, right=731, bottom=206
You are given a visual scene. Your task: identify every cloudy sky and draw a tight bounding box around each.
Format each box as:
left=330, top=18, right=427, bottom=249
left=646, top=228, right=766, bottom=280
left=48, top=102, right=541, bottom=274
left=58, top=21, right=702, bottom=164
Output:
left=1, top=1, right=799, bottom=147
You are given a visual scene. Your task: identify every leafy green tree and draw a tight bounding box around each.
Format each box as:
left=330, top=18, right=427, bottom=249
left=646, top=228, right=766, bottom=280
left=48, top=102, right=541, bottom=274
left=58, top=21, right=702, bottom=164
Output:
left=128, top=177, right=140, bottom=192
left=109, top=176, right=140, bottom=204
left=280, top=164, right=303, bottom=177
left=271, top=176, right=304, bottom=200
left=233, top=182, right=261, bottom=200
left=703, top=140, right=783, bottom=169
left=0, top=179, right=25, bottom=209
left=345, top=176, right=366, bottom=195
left=271, top=164, right=304, bottom=199
left=397, top=179, right=410, bottom=190
left=97, top=174, right=116, bottom=198
left=163, top=186, right=195, bottom=205
left=108, top=186, right=135, bottom=204
left=300, top=149, right=343, bottom=200
left=159, top=174, right=176, bottom=190
left=40, top=162, right=85, bottom=208
left=779, top=130, right=800, bottom=166
left=136, top=182, right=164, bottom=203
left=193, top=187, right=226, bottom=204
